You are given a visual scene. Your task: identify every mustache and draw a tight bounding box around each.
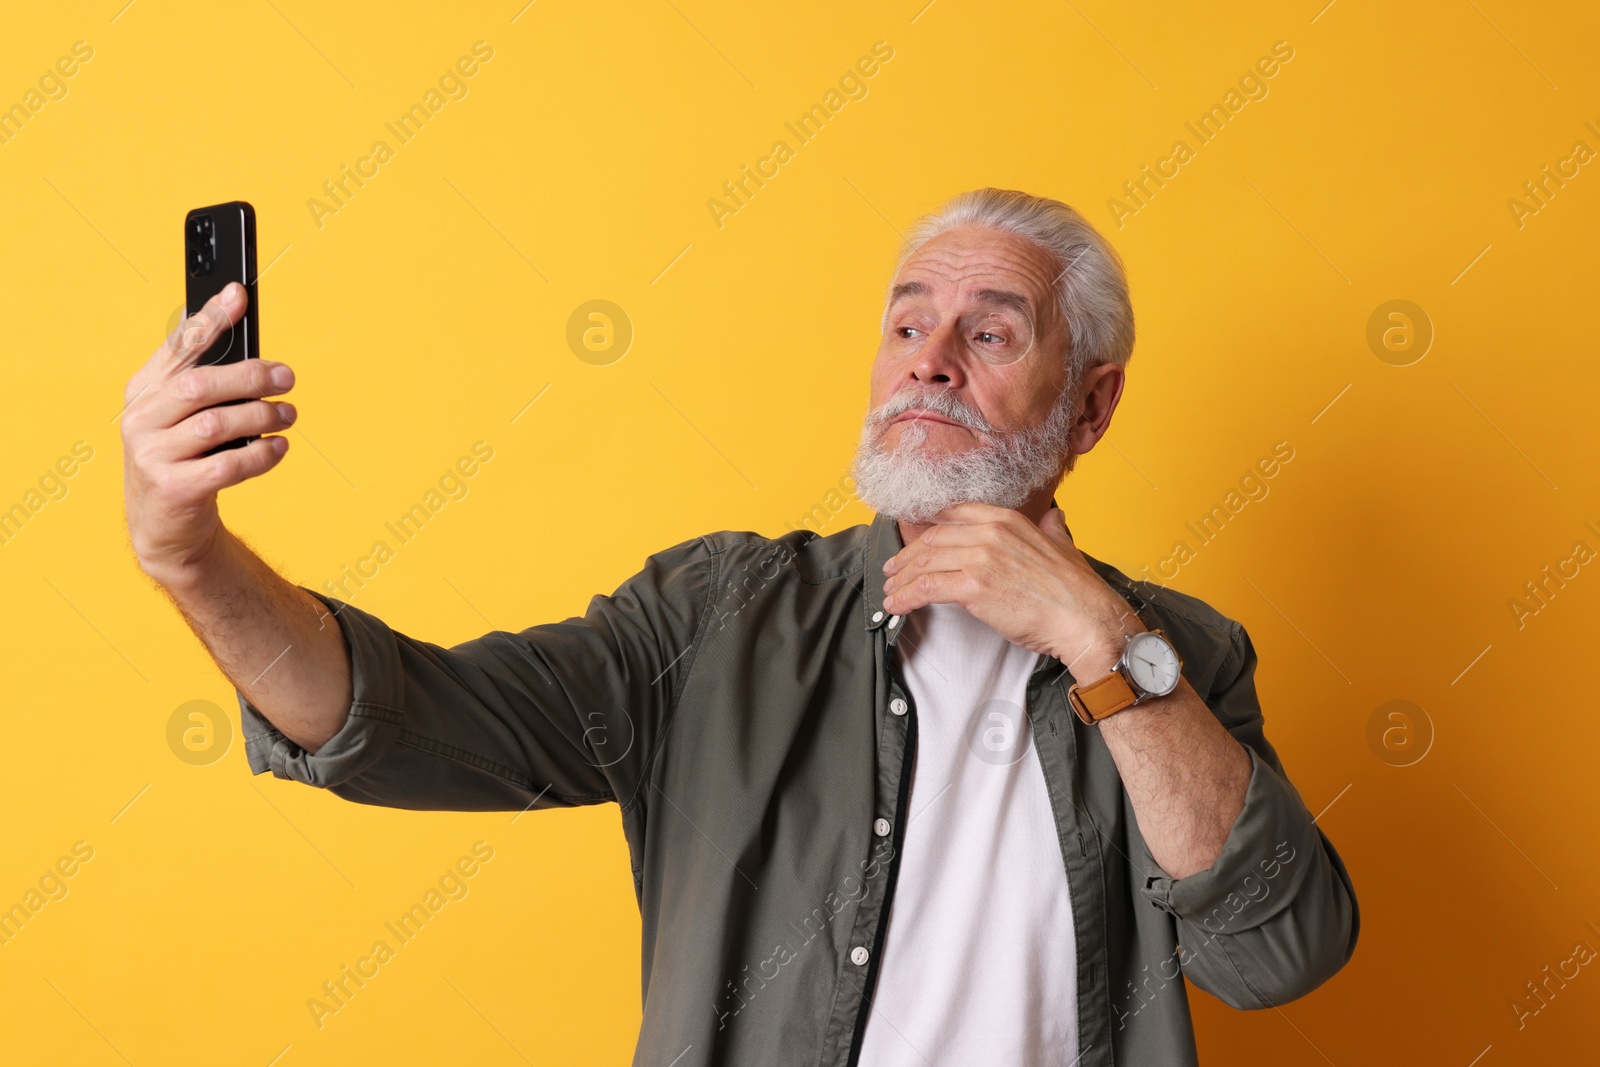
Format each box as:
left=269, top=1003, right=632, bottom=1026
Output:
left=866, top=387, right=995, bottom=434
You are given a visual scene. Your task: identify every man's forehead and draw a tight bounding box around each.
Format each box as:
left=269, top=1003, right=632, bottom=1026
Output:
left=891, top=231, right=1057, bottom=310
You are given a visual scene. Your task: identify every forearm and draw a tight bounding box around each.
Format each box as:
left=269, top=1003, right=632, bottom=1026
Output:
left=1082, top=644, right=1253, bottom=879
left=153, top=528, right=352, bottom=754
left=1140, top=747, right=1361, bottom=1009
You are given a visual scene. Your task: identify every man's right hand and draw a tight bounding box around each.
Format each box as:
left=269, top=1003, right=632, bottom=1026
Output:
left=122, top=281, right=297, bottom=585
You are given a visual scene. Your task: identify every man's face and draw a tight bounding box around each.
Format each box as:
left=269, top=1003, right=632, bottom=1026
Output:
left=867, top=224, right=1072, bottom=458
left=851, top=225, right=1079, bottom=525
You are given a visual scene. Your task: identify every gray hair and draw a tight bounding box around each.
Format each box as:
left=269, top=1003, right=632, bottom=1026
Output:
left=884, top=187, right=1136, bottom=385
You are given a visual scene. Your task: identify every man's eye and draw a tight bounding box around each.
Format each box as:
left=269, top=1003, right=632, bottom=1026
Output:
left=976, top=331, right=1006, bottom=344
left=896, top=326, right=922, bottom=339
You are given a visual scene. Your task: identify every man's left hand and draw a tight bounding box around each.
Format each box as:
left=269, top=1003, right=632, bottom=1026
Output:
left=882, top=502, right=1143, bottom=677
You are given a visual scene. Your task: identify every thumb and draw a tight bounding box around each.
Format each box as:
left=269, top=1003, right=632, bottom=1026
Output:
left=1039, top=507, right=1072, bottom=543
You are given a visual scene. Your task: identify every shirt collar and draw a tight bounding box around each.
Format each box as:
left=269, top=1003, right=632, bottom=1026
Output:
left=860, top=502, right=1072, bottom=649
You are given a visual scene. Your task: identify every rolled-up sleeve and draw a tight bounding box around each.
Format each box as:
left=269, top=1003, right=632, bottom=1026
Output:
left=1137, top=621, right=1360, bottom=1009
left=239, top=535, right=717, bottom=814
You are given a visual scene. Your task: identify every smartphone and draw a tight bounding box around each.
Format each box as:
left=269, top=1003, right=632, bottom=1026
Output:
left=184, top=201, right=259, bottom=455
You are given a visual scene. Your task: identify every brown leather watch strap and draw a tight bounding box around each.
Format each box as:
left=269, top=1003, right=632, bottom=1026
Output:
left=1067, top=668, right=1139, bottom=725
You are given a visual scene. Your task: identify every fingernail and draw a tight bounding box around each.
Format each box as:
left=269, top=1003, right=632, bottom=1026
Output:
left=269, top=363, right=294, bottom=389
left=275, top=402, right=296, bottom=424
left=220, top=282, right=241, bottom=306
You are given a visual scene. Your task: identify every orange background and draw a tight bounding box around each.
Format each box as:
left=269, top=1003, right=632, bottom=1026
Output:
left=1, top=0, right=1597, bottom=1063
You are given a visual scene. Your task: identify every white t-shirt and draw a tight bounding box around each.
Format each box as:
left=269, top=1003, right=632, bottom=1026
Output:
left=857, top=601, right=1079, bottom=1065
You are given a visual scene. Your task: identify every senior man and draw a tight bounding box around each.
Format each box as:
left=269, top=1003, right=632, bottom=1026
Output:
left=123, top=187, right=1357, bottom=1066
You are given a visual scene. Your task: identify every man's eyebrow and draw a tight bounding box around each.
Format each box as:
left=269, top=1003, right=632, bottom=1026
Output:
left=885, top=281, right=1033, bottom=315
left=888, top=280, right=929, bottom=307
left=972, top=288, right=1033, bottom=316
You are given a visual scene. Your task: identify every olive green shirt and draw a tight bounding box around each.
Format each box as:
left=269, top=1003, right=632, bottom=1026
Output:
left=240, top=510, right=1358, bottom=1066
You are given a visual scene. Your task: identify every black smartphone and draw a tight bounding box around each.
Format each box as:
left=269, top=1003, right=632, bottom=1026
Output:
left=184, top=200, right=259, bottom=455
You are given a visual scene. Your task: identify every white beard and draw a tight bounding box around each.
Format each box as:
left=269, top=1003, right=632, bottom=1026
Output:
left=850, top=385, right=1076, bottom=525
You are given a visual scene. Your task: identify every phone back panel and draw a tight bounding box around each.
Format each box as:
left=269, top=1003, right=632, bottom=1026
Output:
left=184, top=200, right=258, bottom=367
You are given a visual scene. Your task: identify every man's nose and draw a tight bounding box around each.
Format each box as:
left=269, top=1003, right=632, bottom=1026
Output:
left=911, top=325, right=967, bottom=387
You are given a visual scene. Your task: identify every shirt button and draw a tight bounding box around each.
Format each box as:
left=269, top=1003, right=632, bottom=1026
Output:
left=873, top=818, right=891, bottom=837
left=889, top=698, right=907, bottom=716
left=871, top=611, right=884, bottom=623
left=851, top=946, right=870, bottom=966
left=887, top=615, right=900, bottom=628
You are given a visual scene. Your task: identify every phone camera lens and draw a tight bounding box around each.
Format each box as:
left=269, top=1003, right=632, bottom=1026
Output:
left=186, top=214, right=218, bottom=277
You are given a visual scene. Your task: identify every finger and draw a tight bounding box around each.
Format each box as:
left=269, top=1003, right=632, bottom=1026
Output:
left=124, top=284, right=246, bottom=408
left=163, top=282, right=249, bottom=374
left=1038, top=507, right=1073, bottom=543
left=926, top=503, right=1035, bottom=546
left=883, top=568, right=979, bottom=614
left=927, top=501, right=1016, bottom=525
left=885, top=521, right=1005, bottom=574
left=179, top=434, right=290, bottom=497
left=156, top=398, right=297, bottom=463
left=121, top=371, right=160, bottom=418
left=885, top=543, right=991, bottom=595
left=140, top=359, right=293, bottom=431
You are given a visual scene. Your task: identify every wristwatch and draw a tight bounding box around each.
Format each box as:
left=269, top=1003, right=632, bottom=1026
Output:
left=1067, top=628, right=1183, bottom=725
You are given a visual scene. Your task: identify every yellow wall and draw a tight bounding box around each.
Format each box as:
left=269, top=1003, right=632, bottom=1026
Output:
left=2, top=1, right=1597, bottom=1063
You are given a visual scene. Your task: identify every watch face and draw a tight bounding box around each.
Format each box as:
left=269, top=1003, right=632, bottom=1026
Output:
left=1125, top=631, right=1181, bottom=696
